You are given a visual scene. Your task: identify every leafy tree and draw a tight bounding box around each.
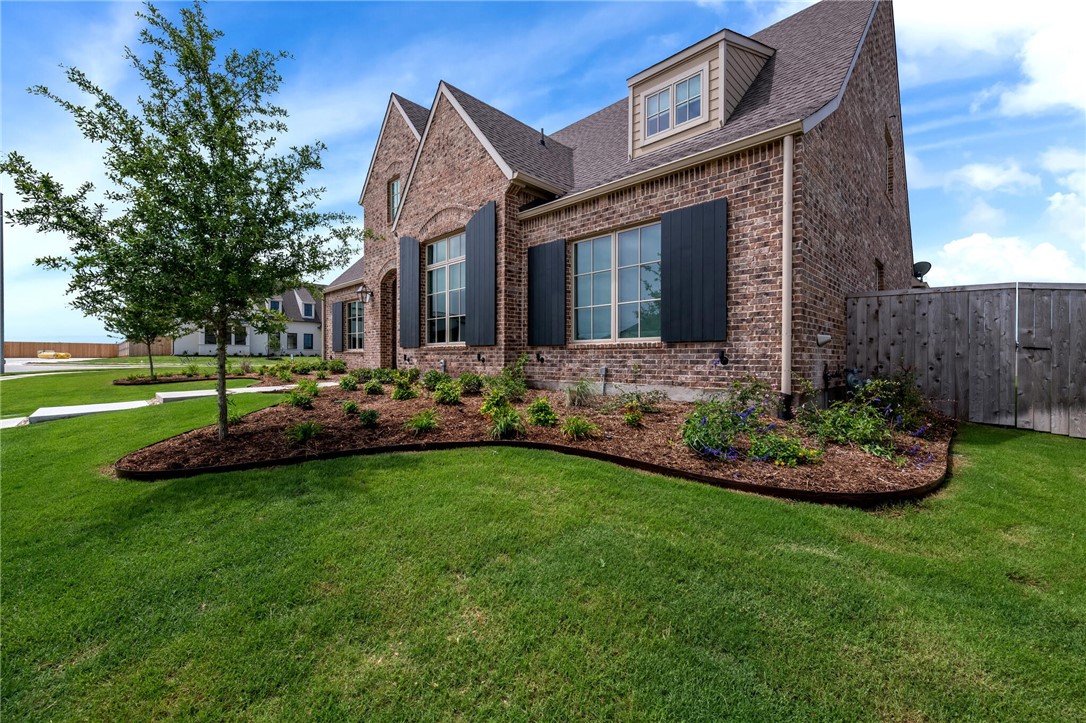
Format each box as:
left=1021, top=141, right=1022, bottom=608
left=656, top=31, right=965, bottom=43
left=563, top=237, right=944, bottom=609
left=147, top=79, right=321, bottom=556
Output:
left=1, top=1, right=371, bottom=439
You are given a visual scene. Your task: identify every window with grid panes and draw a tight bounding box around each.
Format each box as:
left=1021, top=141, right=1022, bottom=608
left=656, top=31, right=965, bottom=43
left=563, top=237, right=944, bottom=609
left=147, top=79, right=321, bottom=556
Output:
left=573, top=222, right=661, bottom=341
left=426, top=232, right=466, bottom=344
left=346, top=301, right=364, bottom=349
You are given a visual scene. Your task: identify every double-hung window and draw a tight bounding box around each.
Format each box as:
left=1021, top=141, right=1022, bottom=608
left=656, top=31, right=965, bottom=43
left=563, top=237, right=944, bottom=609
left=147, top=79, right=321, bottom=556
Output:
left=644, top=70, right=703, bottom=140
left=233, top=327, right=247, bottom=346
left=346, top=301, right=364, bottom=349
left=302, top=302, right=314, bottom=318
left=303, top=333, right=314, bottom=350
left=426, top=232, right=466, bottom=344
left=286, top=333, right=298, bottom=350
left=269, top=299, right=281, bottom=312
left=573, top=222, right=661, bottom=341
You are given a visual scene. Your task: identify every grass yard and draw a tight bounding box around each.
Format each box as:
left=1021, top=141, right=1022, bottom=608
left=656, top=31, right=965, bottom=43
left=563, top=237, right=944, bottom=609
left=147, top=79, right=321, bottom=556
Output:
left=2, top=407, right=1084, bottom=720
left=43, top=355, right=297, bottom=367
left=0, top=369, right=262, bottom=418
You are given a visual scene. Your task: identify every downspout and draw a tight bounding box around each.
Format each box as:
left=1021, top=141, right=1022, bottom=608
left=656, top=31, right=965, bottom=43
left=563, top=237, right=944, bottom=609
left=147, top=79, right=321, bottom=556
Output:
left=781, top=134, right=795, bottom=413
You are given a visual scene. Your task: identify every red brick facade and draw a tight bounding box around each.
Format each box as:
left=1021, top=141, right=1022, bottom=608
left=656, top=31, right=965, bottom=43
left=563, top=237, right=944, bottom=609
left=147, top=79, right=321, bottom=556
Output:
left=325, top=1, right=912, bottom=399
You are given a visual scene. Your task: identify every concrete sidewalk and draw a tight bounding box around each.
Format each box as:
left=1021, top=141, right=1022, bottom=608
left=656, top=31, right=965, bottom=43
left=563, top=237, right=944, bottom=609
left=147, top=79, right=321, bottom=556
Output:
left=4, top=380, right=338, bottom=428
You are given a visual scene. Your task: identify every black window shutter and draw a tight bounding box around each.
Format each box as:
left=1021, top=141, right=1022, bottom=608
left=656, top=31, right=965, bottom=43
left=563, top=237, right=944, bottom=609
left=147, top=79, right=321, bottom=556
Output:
left=528, top=239, right=566, bottom=346
left=660, top=197, right=728, bottom=343
left=331, top=302, right=344, bottom=353
left=399, top=236, right=421, bottom=348
left=464, top=201, right=497, bottom=346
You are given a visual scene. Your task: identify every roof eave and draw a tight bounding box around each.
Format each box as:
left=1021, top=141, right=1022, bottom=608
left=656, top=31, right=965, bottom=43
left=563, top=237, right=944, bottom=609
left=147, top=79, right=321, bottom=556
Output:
left=801, top=0, right=880, bottom=133
left=511, top=170, right=566, bottom=196
left=518, top=119, right=803, bottom=221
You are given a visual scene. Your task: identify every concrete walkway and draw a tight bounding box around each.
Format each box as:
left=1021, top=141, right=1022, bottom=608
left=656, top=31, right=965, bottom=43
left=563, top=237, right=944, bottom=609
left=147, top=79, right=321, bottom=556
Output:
left=4, top=380, right=340, bottom=428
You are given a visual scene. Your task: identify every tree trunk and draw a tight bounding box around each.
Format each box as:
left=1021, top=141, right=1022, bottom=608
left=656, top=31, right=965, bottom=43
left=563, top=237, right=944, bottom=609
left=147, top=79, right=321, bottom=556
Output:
left=145, top=337, right=157, bottom=379
left=216, top=320, right=229, bottom=441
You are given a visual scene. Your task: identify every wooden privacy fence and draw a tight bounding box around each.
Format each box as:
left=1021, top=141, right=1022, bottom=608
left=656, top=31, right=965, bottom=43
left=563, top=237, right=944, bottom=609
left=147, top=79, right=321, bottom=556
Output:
left=847, top=283, right=1085, bottom=439
left=117, top=338, right=174, bottom=357
left=3, top=341, right=120, bottom=358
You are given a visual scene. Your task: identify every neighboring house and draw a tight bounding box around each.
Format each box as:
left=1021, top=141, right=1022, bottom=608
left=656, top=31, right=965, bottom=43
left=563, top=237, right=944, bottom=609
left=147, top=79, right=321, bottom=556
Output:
left=324, top=0, right=913, bottom=400
left=174, top=288, right=324, bottom=357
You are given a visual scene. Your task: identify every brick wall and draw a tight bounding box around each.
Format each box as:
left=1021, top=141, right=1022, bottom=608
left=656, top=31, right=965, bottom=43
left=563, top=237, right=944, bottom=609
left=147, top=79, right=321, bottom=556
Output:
left=792, top=0, right=914, bottom=392
left=519, top=143, right=787, bottom=396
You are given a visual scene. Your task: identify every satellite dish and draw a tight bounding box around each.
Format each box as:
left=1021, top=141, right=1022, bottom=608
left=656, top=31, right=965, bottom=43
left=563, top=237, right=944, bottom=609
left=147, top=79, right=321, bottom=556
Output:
left=913, top=261, right=932, bottom=280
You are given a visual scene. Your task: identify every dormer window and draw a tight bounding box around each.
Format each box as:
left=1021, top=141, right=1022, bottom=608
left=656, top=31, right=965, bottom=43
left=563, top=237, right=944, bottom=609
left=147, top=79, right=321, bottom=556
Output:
left=646, top=88, right=671, bottom=137
left=269, top=299, right=281, bottom=312
left=388, top=177, right=402, bottom=222
left=303, top=302, right=314, bottom=318
left=640, top=66, right=707, bottom=146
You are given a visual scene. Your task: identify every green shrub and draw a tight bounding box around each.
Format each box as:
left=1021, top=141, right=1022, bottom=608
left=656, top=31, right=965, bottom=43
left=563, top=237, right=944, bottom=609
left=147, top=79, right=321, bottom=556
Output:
left=290, top=358, right=322, bottom=375
left=680, top=398, right=761, bottom=460
left=393, top=368, right=421, bottom=385
left=488, top=406, right=526, bottom=439
left=296, top=379, right=320, bottom=397
left=327, top=359, right=347, bottom=374
left=349, top=367, right=373, bottom=382
left=404, top=408, right=440, bottom=436
left=561, top=415, right=601, bottom=441
left=725, top=375, right=777, bottom=417
left=564, top=379, right=594, bottom=407
left=485, top=354, right=529, bottom=402
left=275, top=368, right=294, bottom=383
left=421, top=369, right=450, bottom=391
left=285, top=420, right=321, bottom=444
left=622, top=407, right=644, bottom=427
left=341, top=400, right=360, bottom=415
left=240, top=360, right=253, bottom=374
left=226, top=363, right=242, bottom=376
left=747, top=429, right=822, bottom=466
left=479, top=387, right=512, bottom=418
left=283, top=390, right=313, bottom=409
left=601, top=389, right=667, bottom=414
left=363, top=378, right=384, bottom=395
left=804, top=402, right=895, bottom=459
left=391, top=382, right=418, bottom=401
left=226, top=396, right=243, bottom=426
left=853, top=371, right=929, bottom=432
left=527, top=396, right=559, bottom=427
left=125, top=372, right=148, bottom=381
left=182, top=363, right=201, bottom=377
left=371, top=368, right=396, bottom=384
left=314, top=369, right=328, bottom=380
left=458, top=372, right=485, bottom=396
left=432, top=379, right=462, bottom=405
left=358, top=409, right=380, bottom=428
left=338, top=376, right=358, bottom=392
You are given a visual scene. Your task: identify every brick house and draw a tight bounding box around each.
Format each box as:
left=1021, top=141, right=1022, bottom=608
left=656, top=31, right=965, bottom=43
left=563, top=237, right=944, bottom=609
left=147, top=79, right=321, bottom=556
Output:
left=324, top=0, right=913, bottom=401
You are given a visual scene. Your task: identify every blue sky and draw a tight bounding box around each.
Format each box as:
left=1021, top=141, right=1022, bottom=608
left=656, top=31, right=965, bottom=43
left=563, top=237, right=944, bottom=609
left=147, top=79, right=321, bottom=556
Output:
left=2, top=0, right=1083, bottom=343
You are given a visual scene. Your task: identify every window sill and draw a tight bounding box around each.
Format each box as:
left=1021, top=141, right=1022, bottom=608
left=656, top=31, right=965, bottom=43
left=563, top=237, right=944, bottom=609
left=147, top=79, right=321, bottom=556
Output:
left=568, top=338, right=664, bottom=349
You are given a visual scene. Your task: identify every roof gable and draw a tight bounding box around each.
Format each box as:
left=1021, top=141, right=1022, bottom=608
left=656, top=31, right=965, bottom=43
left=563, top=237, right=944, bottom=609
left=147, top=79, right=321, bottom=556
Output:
left=358, top=93, right=428, bottom=205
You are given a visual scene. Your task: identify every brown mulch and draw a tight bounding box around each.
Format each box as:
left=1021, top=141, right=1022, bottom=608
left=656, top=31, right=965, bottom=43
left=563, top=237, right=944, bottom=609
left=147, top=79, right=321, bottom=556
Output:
left=117, top=387, right=952, bottom=496
left=112, top=374, right=261, bottom=385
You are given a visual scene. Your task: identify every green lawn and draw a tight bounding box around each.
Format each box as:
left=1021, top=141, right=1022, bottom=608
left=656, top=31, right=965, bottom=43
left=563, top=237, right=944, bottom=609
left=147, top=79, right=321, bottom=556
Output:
left=0, top=369, right=262, bottom=418
left=2, top=409, right=1084, bottom=720
left=43, top=354, right=305, bottom=367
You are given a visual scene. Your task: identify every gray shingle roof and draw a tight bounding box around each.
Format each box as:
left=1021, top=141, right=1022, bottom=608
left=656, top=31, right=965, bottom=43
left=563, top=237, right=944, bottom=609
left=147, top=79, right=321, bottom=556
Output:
left=393, top=93, right=430, bottom=137
left=278, top=287, right=323, bottom=323
left=327, top=256, right=365, bottom=291
left=547, top=0, right=875, bottom=195
left=443, top=82, right=575, bottom=192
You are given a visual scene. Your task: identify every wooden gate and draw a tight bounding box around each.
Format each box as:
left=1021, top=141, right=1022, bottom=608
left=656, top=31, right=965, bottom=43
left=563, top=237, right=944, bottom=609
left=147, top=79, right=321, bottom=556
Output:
left=847, top=283, right=1085, bottom=438
left=1017, top=284, right=1086, bottom=437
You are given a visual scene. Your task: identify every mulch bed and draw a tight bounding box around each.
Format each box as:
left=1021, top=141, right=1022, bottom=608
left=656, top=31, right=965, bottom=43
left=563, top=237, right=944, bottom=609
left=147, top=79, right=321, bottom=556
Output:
left=113, top=374, right=261, bottom=385
left=116, top=387, right=953, bottom=501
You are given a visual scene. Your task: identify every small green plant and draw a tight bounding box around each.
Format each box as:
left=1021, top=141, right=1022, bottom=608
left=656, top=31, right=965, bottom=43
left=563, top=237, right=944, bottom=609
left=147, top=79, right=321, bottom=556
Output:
left=680, top=398, right=760, bottom=460
left=421, top=369, right=450, bottom=391
left=364, top=378, right=384, bottom=395
left=747, top=429, right=822, bottom=467
left=404, top=408, right=440, bottom=436
left=275, top=368, right=294, bottom=383
left=315, top=369, right=328, bottom=380
left=804, top=402, right=896, bottom=459
left=527, top=396, right=559, bottom=427
left=358, top=409, right=380, bottom=428
left=285, top=420, right=322, bottom=444
left=341, top=400, right=360, bottom=415
left=564, top=379, right=594, bottom=407
left=350, top=367, right=374, bottom=382
left=296, top=379, right=320, bottom=397
left=182, top=363, right=201, bottom=377
left=240, top=360, right=254, bottom=375
left=371, top=368, right=396, bottom=383
left=432, top=379, right=462, bottom=405
left=226, top=396, right=243, bottom=425
left=391, top=381, right=418, bottom=401
left=458, top=372, right=485, bottom=396
left=327, top=359, right=347, bottom=374
left=338, top=376, right=358, bottom=392
left=488, top=406, right=526, bottom=439
left=225, top=363, right=242, bottom=376
left=392, top=368, right=421, bottom=385
left=485, top=354, right=529, bottom=401
left=125, top=372, right=148, bottom=381
left=479, top=387, right=512, bottom=418
left=622, top=406, right=644, bottom=427
left=561, top=415, right=601, bottom=441
left=602, top=389, right=668, bottom=414
left=283, top=390, right=313, bottom=409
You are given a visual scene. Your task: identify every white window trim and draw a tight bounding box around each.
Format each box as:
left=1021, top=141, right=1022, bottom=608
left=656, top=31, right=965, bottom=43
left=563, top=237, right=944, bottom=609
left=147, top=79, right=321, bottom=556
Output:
left=638, top=62, right=710, bottom=147
left=346, top=300, right=364, bottom=350
left=268, top=299, right=281, bottom=312
left=302, top=302, right=314, bottom=319
left=570, top=221, right=662, bottom=345
left=425, top=231, right=467, bottom=346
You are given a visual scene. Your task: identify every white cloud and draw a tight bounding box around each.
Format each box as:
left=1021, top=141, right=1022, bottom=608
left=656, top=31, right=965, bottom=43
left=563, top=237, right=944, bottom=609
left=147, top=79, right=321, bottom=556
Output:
left=962, top=198, right=1007, bottom=230
left=999, top=22, right=1086, bottom=116
left=927, top=232, right=1085, bottom=287
left=946, top=161, right=1040, bottom=193
left=1040, top=146, right=1086, bottom=195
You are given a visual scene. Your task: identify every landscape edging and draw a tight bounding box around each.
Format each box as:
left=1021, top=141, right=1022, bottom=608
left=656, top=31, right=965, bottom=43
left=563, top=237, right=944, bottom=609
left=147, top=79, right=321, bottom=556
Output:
left=114, top=434, right=954, bottom=507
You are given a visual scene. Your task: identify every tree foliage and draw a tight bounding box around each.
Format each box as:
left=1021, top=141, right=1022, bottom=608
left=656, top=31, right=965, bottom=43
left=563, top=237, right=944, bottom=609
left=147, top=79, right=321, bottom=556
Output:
left=1, top=1, right=371, bottom=438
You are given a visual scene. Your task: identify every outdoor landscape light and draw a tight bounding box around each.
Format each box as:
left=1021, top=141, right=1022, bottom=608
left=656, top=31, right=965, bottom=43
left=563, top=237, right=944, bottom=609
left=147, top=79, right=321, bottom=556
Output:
left=816, top=333, right=832, bottom=347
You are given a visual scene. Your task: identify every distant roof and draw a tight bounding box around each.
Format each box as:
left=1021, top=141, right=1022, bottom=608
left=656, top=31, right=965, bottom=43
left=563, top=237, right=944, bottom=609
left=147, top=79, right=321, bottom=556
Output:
left=326, top=256, right=365, bottom=291
left=393, top=93, right=430, bottom=137
left=278, top=287, right=323, bottom=323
